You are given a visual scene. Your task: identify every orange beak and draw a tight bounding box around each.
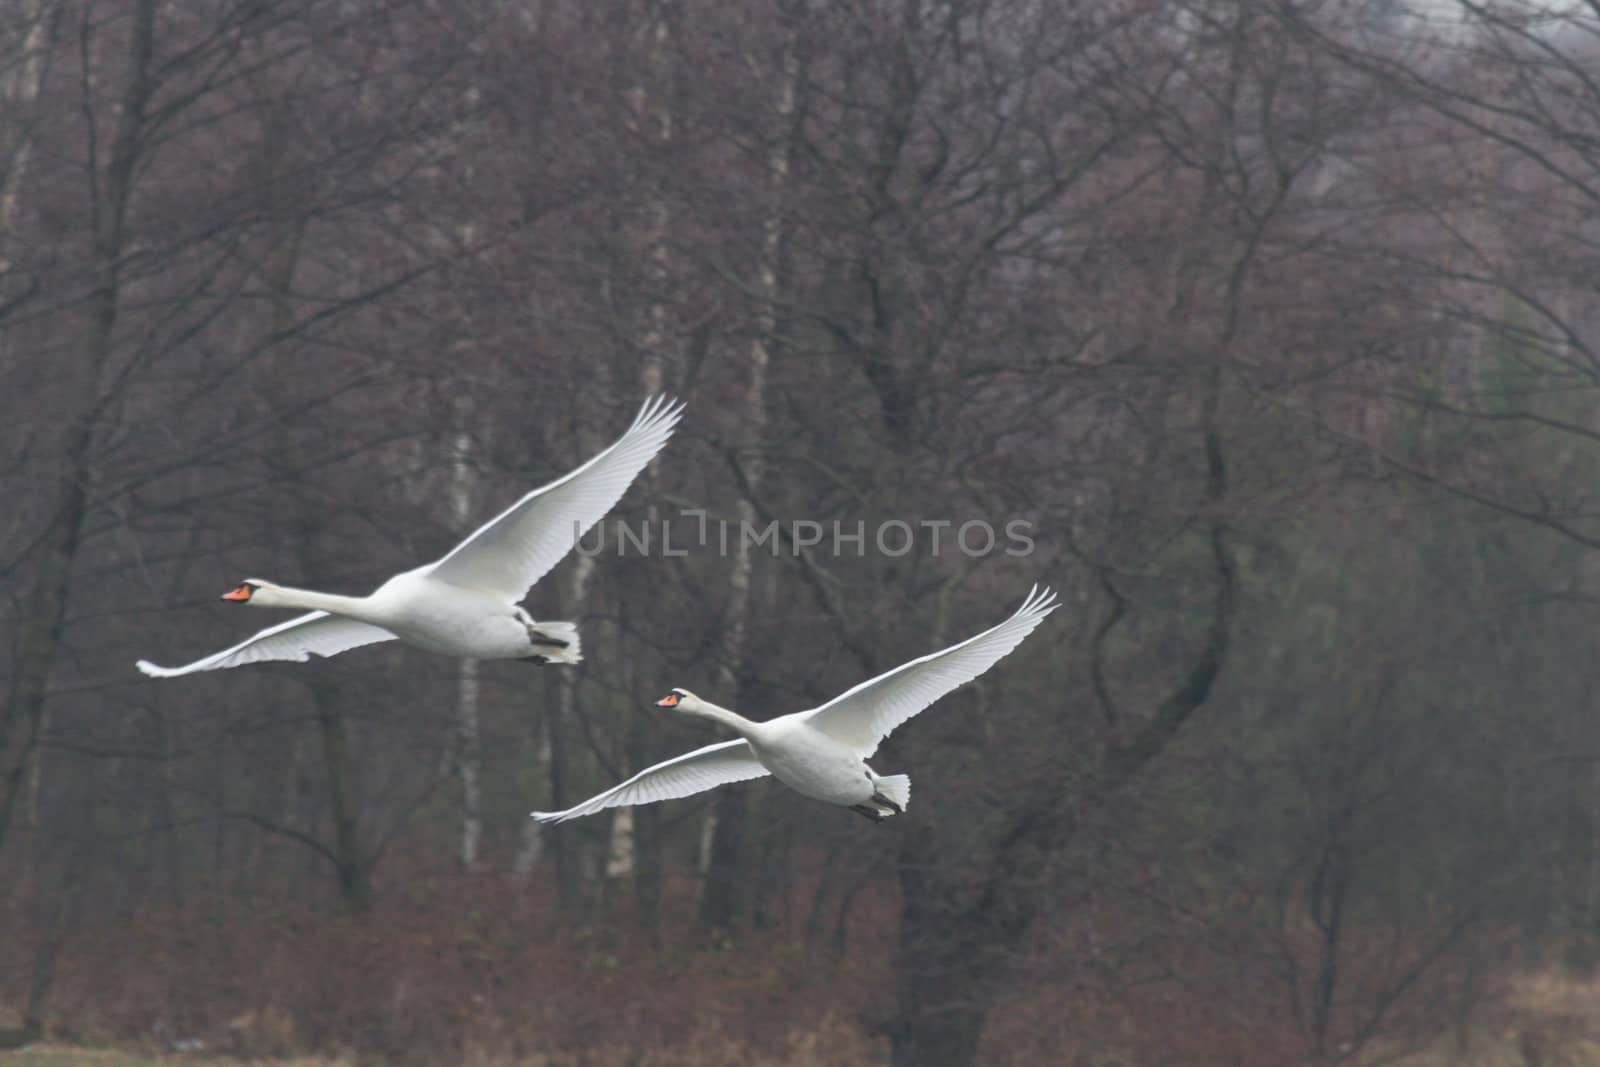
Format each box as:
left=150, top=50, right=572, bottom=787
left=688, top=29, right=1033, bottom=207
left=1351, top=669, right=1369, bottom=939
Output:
left=655, top=693, right=680, bottom=708
left=221, top=584, right=253, bottom=602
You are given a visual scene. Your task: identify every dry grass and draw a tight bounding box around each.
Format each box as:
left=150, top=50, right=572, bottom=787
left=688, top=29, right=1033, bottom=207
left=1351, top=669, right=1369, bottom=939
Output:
left=0, top=1014, right=877, bottom=1067
left=1357, top=970, right=1600, bottom=1067
left=0, top=1051, right=351, bottom=1067
left=17, top=879, right=1600, bottom=1066
left=14, top=964, right=1600, bottom=1066
left=0, top=877, right=892, bottom=1067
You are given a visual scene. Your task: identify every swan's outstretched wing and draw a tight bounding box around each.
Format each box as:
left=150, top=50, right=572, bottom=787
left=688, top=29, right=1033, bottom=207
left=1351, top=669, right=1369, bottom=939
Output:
left=531, top=739, right=768, bottom=824
left=136, top=612, right=398, bottom=678
left=803, top=586, right=1058, bottom=757
left=427, top=395, right=684, bottom=599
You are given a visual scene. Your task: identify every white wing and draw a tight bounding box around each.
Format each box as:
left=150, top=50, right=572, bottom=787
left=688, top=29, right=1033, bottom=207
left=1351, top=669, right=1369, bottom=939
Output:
left=427, top=395, right=684, bottom=599
left=531, top=738, right=769, bottom=824
left=136, top=611, right=399, bottom=678
left=803, top=585, right=1058, bottom=756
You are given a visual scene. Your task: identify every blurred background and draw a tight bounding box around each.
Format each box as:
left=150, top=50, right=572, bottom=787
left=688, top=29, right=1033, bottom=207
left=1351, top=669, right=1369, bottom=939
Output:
left=3, top=1, right=1600, bottom=1064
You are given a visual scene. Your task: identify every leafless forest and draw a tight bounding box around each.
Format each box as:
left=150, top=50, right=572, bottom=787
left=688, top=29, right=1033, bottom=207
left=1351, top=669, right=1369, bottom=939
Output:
left=3, top=0, right=1600, bottom=1064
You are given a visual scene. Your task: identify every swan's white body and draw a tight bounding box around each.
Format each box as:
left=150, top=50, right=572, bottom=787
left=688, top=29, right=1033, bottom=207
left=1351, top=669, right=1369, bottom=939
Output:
left=532, top=586, right=1057, bottom=823
left=137, top=395, right=684, bottom=678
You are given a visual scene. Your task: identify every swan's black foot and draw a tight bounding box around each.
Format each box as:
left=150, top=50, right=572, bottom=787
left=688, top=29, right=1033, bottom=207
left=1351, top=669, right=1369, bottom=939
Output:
left=870, top=791, right=903, bottom=815
left=525, top=627, right=570, bottom=649
left=849, top=804, right=887, bottom=823
left=523, top=655, right=551, bottom=666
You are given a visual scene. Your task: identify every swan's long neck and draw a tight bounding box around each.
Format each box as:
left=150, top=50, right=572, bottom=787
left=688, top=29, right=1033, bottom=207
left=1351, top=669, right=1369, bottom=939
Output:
left=259, top=585, right=378, bottom=621
left=681, top=697, right=762, bottom=740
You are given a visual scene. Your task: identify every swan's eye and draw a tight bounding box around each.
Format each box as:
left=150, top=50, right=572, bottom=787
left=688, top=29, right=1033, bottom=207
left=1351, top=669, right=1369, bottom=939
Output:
left=655, top=692, right=680, bottom=708
left=221, top=583, right=255, bottom=602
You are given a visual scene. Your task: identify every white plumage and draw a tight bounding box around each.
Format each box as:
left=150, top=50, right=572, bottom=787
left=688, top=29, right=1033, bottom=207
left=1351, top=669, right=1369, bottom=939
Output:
left=137, top=396, right=683, bottom=678
left=532, top=586, right=1057, bottom=823
left=532, top=739, right=770, bottom=824
left=135, top=612, right=397, bottom=678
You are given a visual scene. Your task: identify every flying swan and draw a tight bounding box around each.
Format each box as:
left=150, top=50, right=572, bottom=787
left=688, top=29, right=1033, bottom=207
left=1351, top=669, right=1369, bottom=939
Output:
left=137, top=395, right=684, bottom=678
left=532, top=585, right=1057, bottom=823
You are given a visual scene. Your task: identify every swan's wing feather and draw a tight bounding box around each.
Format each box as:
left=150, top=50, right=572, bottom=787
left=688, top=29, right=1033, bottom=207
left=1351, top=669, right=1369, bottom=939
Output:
left=427, top=396, right=684, bottom=599
left=531, top=738, right=767, bottom=824
left=802, top=586, right=1059, bottom=756
left=136, top=611, right=399, bottom=678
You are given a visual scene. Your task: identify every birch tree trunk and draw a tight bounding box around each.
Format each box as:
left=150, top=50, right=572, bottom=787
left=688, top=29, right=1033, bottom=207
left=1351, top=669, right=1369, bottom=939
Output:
left=696, top=11, right=800, bottom=934
left=448, top=68, right=486, bottom=877
left=450, top=419, right=483, bottom=875
left=606, top=0, right=678, bottom=933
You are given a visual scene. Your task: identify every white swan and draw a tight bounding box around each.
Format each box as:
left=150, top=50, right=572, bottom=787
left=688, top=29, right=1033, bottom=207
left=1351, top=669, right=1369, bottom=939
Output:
left=137, top=395, right=684, bottom=678
left=532, top=585, right=1057, bottom=823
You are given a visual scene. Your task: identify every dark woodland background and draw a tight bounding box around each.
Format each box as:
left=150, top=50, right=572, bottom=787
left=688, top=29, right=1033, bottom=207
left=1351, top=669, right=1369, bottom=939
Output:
left=4, top=1, right=1600, bottom=1064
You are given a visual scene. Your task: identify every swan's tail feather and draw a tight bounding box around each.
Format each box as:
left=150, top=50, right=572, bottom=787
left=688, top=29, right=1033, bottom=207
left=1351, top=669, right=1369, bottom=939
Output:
left=874, top=774, right=911, bottom=815
left=529, top=621, right=582, bottom=665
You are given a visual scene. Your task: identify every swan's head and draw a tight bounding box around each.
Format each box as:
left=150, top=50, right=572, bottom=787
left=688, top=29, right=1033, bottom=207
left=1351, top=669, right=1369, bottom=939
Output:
left=655, top=687, right=699, bottom=710
left=220, top=579, right=272, bottom=604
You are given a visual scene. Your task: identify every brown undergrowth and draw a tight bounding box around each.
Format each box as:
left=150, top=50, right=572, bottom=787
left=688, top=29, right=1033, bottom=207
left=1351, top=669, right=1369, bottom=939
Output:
left=0, top=871, right=1542, bottom=1066
left=1, top=875, right=889, bottom=1066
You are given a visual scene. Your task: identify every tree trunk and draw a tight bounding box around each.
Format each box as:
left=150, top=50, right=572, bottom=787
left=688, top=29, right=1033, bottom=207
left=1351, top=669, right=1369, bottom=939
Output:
left=697, top=786, right=749, bottom=934
left=316, top=697, right=372, bottom=913
left=619, top=0, right=677, bottom=935
left=455, top=658, right=483, bottom=874
left=0, top=0, right=155, bottom=855
left=694, top=3, right=799, bottom=937
left=22, top=835, right=90, bottom=1043
left=888, top=1003, right=986, bottom=1067
left=517, top=553, right=593, bottom=910
left=0, top=0, right=56, bottom=272
left=605, top=808, right=636, bottom=880
left=451, top=422, right=483, bottom=875
left=886, top=423, right=1235, bottom=1065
